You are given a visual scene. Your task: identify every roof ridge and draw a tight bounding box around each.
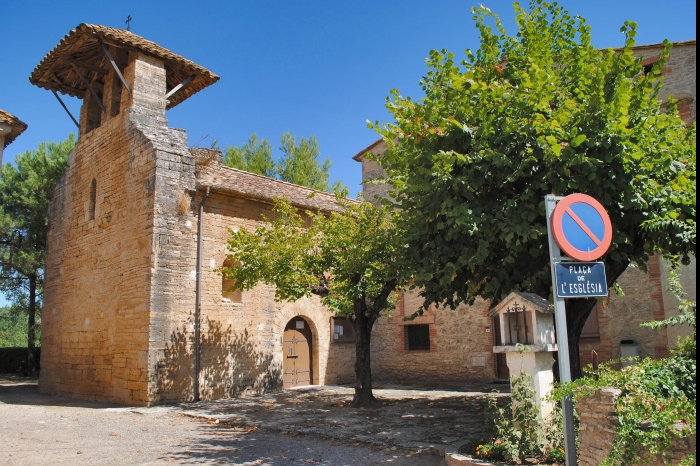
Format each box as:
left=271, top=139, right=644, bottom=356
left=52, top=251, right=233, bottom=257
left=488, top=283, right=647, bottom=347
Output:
left=216, top=163, right=342, bottom=200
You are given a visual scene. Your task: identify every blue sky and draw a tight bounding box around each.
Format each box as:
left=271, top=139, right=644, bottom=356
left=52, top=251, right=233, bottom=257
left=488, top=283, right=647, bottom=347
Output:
left=0, top=1, right=696, bottom=306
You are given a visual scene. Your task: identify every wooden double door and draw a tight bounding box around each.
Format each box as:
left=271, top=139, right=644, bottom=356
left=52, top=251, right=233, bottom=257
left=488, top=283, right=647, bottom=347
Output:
left=283, top=317, right=313, bottom=388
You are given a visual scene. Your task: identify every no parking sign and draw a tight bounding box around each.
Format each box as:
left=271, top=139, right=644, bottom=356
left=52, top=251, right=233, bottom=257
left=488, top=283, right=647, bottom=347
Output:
left=551, top=193, right=613, bottom=262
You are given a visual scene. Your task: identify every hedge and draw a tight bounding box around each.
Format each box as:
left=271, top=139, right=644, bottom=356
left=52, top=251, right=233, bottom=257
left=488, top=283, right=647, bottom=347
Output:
left=0, top=347, right=41, bottom=373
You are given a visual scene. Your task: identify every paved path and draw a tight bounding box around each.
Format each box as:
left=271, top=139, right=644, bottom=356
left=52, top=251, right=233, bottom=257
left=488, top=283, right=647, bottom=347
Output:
left=0, top=375, right=508, bottom=465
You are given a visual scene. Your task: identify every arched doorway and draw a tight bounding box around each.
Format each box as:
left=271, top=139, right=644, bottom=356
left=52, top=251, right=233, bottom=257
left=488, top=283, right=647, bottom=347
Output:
left=283, top=317, right=313, bottom=388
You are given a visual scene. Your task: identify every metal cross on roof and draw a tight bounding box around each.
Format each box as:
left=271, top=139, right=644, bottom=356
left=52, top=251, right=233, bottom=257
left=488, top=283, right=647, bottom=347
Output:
left=125, top=15, right=132, bottom=31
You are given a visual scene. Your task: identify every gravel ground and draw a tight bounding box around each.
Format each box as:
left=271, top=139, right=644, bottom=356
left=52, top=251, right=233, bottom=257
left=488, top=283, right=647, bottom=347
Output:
left=0, top=376, right=443, bottom=465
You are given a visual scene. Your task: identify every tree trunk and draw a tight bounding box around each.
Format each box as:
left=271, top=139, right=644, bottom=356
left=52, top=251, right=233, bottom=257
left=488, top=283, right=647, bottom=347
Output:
left=351, top=298, right=378, bottom=408
left=565, top=259, right=632, bottom=379
left=27, top=273, right=37, bottom=376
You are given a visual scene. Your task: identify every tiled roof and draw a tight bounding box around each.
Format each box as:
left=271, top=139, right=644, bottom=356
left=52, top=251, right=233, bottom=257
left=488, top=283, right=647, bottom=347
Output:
left=352, top=138, right=385, bottom=161
left=0, top=109, right=28, bottom=148
left=488, top=291, right=554, bottom=317
left=29, top=23, right=219, bottom=109
left=196, top=159, right=350, bottom=213
left=613, top=39, right=696, bottom=52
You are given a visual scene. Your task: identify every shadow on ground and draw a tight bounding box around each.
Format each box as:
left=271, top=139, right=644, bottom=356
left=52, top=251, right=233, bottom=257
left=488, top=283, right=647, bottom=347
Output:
left=160, top=421, right=444, bottom=465
left=173, top=383, right=511, bottom=457
left=0, top=374, right=117, bottom=409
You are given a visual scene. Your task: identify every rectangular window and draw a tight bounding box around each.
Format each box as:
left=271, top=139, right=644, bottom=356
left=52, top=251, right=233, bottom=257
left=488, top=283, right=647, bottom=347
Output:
left=405, top=324, right=430, bottom=351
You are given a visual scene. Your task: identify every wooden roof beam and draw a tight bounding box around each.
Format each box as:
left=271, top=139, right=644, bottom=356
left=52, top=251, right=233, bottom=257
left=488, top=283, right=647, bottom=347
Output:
left=63, top=58, right=109, bottom=75
left=70, top=63, right=106, bottom=113
left=100, top=42, right=131, bottom=95
left=39, top=34, right=91, bottom=82
left=165, top=75, right=195, bottom=100
left=51, top=89, right=80, bottom=129
left=47, top=73, right=83, bottom=99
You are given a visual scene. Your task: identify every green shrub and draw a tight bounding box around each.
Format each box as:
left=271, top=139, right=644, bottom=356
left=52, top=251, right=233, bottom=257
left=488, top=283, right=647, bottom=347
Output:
left=553, top=265, right=696, bottom=465
left=470, top=347, right=570, bottom=463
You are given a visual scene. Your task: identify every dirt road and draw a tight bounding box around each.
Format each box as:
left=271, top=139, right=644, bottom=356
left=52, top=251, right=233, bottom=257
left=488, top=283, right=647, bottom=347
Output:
left=0, top=376, right=443, bottom=465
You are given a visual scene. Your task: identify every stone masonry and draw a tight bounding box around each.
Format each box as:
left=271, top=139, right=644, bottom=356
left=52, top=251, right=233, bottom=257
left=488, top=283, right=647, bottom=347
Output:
left=578, top=388, right=696, bottom=465
left=39, top=27, right=353, bottom=405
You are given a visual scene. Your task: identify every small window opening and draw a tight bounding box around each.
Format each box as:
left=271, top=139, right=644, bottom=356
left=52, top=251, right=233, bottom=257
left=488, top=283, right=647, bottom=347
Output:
left=331, top=317, right=356, bottom=343
left=222, top=258, right=242, bottom=303
left=643, top=63, right=654, bottom=76
left=405, top=324, right=431, bottom=351
left=110, top=78, right=122, bottom=118
left=83, top=83, right=104, bottom=133
left=88, top=178, right=97, bottom=221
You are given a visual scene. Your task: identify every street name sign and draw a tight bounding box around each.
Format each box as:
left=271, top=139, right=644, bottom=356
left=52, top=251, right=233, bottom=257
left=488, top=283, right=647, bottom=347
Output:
left=554, top=261, right=608, bottom=298
left=552, top=193, right=613, bottom=261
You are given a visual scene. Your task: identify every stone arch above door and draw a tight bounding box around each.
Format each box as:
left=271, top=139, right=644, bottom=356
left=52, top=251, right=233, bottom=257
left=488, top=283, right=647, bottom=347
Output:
left=274, top=297, right=331, bottom=386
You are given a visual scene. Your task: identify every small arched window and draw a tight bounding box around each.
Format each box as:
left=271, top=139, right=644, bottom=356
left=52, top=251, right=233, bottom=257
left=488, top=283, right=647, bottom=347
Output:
left=222, top=258, right=242, bottom=303
left=88, top=178, right=97, bottom=221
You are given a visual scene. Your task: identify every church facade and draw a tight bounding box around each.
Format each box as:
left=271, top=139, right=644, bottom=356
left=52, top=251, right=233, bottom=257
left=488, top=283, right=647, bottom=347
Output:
left=34, top=25, right=695, bottom=405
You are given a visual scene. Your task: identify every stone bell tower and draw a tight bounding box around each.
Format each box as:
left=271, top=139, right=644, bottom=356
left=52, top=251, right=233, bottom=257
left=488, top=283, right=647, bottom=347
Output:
left=30, top=24, right=219, bottom=405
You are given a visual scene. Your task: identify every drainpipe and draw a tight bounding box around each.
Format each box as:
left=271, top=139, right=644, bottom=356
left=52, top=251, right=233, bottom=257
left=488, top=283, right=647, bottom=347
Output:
left=194, top=186, right=210, bottom=402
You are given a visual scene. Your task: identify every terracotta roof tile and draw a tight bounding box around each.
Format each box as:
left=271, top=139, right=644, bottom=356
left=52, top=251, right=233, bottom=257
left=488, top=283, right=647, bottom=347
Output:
left=29, top=23, right=219, bottom=109
left=0, top=109, right=28, bottom=148
left=612, top=38, right=696, bottom=52
left=195, top=157, right=352, bottom=212
left=352, top=138, right=385, bottom=161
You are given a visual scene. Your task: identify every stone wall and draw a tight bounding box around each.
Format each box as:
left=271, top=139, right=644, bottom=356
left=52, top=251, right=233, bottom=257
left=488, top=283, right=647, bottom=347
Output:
left=578, top=388, right=696, bottom=465
left=370, top=289, right=497, bottom=384
left=630, top=41, right=696, bottom=124
left=356, top=139, right=391, bottom=204
left=659, top=257, right=696, bottom=350
left=40, top=52, right=169, bottom=405
left=356, top=42, right=696, bottom=381
left=152, top=184, right=355, bottom=402
left=580, top=255, right=667, bottom=368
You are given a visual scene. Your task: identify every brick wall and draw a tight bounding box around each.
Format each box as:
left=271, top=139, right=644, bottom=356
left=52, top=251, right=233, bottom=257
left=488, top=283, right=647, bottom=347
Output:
left=356, top=140, right=391, bottom=204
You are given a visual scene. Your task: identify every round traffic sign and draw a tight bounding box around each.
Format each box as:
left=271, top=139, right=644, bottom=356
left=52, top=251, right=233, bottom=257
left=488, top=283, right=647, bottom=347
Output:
left=552, top=193, right=612, bottom=261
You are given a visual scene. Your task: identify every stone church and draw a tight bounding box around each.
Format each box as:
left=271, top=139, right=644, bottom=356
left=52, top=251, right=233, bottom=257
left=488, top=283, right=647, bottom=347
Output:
left=31, top=24, right=695, bottom=405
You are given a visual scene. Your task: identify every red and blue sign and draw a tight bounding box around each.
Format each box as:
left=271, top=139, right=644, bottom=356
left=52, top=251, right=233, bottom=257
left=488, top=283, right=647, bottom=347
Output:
left=552, top=193, right=613, bottom=261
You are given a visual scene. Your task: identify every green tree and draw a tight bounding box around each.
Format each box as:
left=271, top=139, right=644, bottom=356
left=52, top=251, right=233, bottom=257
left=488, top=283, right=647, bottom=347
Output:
left=222, top=198, right=407, bottom=407
left=223, top=133, right=276, bottom=178
left=371, top=1, right=696, bottom=378
left=0, top=134, right=74, bottom=373
left=278, top=132, right=334, bottom=192
left=224, top=132, right=346, bottom=194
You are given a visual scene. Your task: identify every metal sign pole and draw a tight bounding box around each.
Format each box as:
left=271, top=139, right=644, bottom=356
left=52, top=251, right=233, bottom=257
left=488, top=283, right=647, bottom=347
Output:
left=545, top=195, right=577, bottom=466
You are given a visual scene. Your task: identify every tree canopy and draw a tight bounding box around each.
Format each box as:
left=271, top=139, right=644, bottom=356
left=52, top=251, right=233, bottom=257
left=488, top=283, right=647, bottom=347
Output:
left=0, top=134, right=74, bottom=370
left=222, top=133, right=276, bottom=178
left=370, top=1, right=696, bottom=377
left=223, top=132, right=346, bottom=194
left=222, top=198, right=408, bottom=406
